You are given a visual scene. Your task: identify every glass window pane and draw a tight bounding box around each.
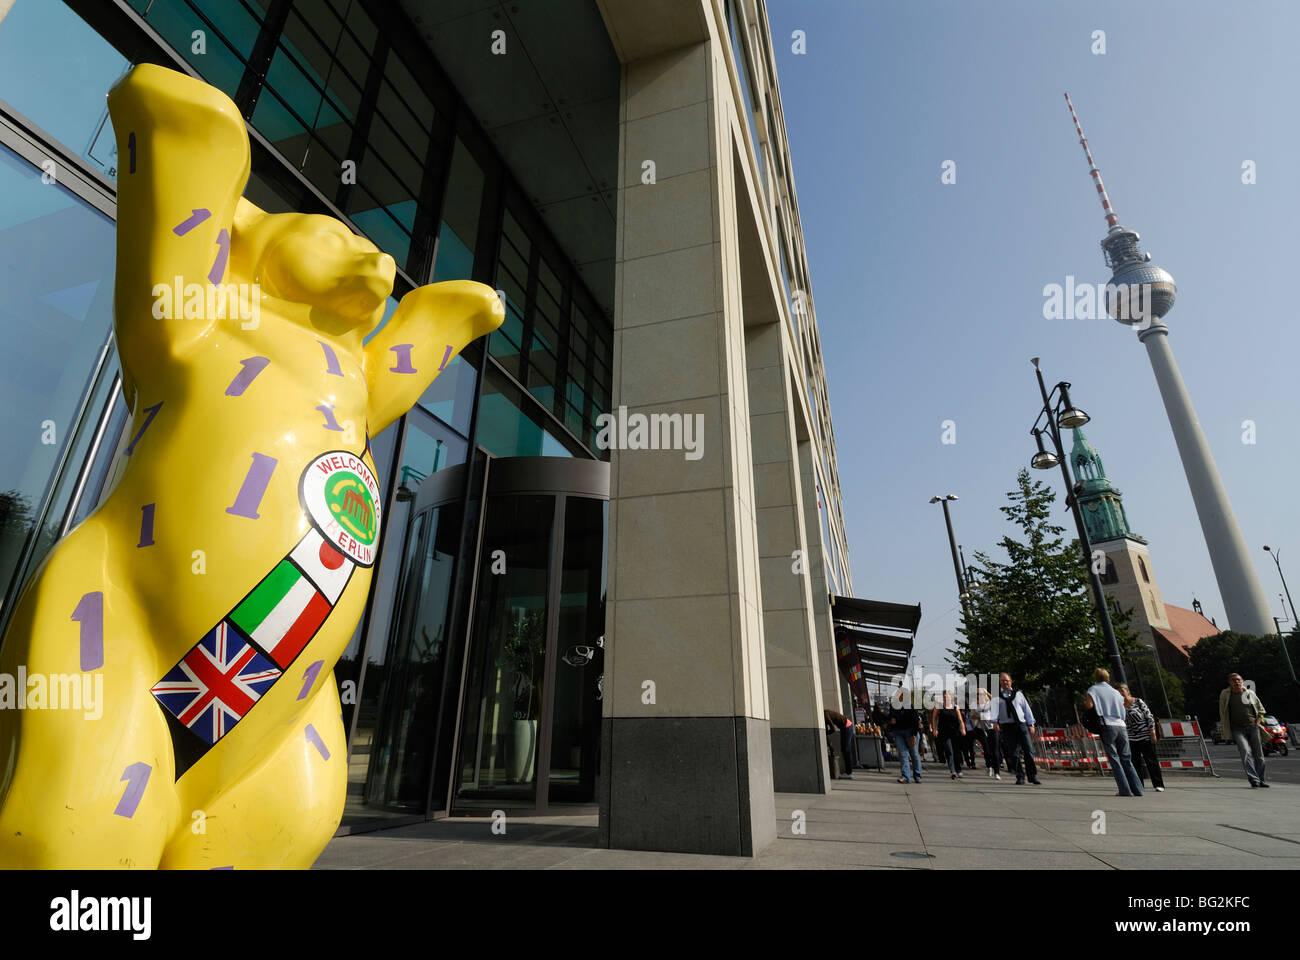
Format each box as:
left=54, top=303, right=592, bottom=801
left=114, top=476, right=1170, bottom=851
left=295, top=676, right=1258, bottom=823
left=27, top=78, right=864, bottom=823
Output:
left=0, top=143, right=115, bottom=614
left=456, top=494, right=553, bottom=804
left=478, top=369, right=575, bottom=459
left=384, top=54, right=434, bottom=135
left=417, top=353, right=476, bottom=437
left=136, top=0, right=251, bottom=98
left=374, top=80, right=431, bottom=163
left=0, top=2, right=130, bottom=179
left=432, top=139, right=483, bottom=283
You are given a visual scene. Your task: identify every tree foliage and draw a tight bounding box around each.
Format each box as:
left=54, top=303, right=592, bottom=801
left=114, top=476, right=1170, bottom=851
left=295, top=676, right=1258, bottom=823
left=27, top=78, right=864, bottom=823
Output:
left=1187, top=630, right=1300, bottom=725
left=950, top=469, right=1142, bottom=718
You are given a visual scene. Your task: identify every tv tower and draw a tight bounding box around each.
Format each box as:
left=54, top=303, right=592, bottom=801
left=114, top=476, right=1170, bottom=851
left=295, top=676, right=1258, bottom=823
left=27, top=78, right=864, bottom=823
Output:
left=1063, top=93, right=1274, bottom=637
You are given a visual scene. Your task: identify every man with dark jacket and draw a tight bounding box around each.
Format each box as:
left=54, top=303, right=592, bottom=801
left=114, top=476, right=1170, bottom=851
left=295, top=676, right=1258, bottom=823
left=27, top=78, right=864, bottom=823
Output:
left=993, top=672, right=1041, bottom=785
left=825, top=708, right=855, bottom=780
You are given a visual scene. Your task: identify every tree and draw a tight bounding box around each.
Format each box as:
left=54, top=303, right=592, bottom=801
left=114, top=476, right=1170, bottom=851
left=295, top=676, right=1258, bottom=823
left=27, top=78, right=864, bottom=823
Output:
left=1187, top=630, right=1300, bottom=726
left=951, top=469, right=1142, bottom=720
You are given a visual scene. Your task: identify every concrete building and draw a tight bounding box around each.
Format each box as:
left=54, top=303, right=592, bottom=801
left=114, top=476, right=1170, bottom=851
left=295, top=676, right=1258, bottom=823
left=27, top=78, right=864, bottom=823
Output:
left=0, top=0, right=851, bottom=859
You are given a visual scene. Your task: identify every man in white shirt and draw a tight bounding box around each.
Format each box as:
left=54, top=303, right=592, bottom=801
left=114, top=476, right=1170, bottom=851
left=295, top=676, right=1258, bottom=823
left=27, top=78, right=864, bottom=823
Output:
left=1085, top=668, right=1144, bottom=797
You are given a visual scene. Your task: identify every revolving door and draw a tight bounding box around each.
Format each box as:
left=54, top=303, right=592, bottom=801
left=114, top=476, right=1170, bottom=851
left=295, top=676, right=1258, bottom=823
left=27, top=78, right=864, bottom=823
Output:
left=368, top=454, right=608, bottom=818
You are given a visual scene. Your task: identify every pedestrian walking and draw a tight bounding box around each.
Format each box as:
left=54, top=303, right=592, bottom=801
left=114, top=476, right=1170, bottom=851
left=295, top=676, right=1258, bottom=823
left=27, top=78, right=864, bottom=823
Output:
left=1218, top=673, right=1270, bottom=788
left=888, top=689, right=924, bottom=784
left=1085, top=668, right=1143, bottom=797
left=824, top=707, right=855, bottom=780
left=931, top=690, right=967, bottom=779
left=1118, top=683, right=1164, bottom=792
left=992, top=673, right=1041, bottom=785
left=966, top=687, right=1000, bottom=779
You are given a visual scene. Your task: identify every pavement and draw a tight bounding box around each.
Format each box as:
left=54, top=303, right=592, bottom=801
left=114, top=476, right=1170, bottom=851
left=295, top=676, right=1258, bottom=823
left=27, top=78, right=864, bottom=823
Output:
left=314, top=766, right=1300, bottom=870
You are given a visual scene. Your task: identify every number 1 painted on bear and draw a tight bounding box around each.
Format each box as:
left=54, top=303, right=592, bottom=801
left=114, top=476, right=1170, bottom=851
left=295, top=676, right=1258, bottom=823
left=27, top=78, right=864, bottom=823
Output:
left=389, top=344, right=416, bottom=374
left=124, top=401, right=163, bottom=455
left=225, top=453, right=277, bottom=519
left=438, top=345, right=452, bottom=371
left=138, top=503, right=155, bottom=547
left=72, top=591, right=104, bottom=671
left=114, top=762, right=151, bottom=818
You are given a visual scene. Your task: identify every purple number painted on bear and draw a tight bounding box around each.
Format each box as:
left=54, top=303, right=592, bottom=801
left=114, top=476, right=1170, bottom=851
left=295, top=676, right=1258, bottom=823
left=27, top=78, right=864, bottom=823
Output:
left=316, top=404, right=344, bottom=431
left=125, top=401, right=163, bottom=456
left=225, top=357, right=269, bottom=397
left=208, top=228, right=229, bottom=284
left=114, top=762, right=151, bottom=818
left=298, top=660, right=324, bottom=700
left=438, top=345, right=452, bottom=371
left=389, top=343, right=416, bottom=374
left=172, top=208, right=211, bottom=236
left=72, top=592, right=104, bottom=671
left=138, top=503, right=155, bottom=547
left=305, top=724, right=330, bottom=760
left=225, top=453, right=277, bottom=519
left=319, top=340, right=343, bottom=377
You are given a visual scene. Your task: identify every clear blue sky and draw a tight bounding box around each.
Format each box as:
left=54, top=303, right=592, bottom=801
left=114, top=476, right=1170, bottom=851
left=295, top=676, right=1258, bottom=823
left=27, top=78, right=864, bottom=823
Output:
left=767, top=0, right=1300, bottom=675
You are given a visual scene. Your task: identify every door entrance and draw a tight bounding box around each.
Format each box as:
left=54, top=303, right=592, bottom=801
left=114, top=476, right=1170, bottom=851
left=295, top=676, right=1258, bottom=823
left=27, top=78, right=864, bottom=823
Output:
left=374, top=455, right=608, bottom=818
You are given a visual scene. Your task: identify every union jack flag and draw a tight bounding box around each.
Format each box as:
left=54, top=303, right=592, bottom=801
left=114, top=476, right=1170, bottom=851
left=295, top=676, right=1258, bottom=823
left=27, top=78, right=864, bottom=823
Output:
left=151, top=621, right=281, bottom=745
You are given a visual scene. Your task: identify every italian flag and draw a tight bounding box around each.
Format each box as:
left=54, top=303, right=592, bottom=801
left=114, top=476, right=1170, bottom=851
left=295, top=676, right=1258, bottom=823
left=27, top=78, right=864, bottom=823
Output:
left=231, top=560, right=330, bottom=668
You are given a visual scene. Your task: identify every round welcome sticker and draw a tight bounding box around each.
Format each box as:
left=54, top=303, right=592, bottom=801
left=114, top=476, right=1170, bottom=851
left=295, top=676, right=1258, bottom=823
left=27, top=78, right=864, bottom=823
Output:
left=299, top=450, right=383, bottom=567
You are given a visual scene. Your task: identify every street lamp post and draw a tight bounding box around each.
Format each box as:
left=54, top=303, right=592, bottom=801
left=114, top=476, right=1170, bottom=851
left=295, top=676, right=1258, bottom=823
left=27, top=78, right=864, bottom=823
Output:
left=1028, top=358, right=1126, bottom=685
left=930, top=494, right=970, bottom=622
left=1262, top=546, right=1299, bottom=685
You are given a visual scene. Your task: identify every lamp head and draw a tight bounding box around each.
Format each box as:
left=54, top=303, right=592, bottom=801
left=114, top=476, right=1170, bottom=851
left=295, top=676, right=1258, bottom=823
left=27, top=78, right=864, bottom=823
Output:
left=1031, top=429, right=1060, bottom=470
left=1056, top=383, right=1090, bottom=429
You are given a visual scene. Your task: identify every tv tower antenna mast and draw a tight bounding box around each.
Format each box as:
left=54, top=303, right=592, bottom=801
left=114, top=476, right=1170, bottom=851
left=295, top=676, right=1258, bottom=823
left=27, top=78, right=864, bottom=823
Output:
left=1063, top=93, right=1273, bottom=637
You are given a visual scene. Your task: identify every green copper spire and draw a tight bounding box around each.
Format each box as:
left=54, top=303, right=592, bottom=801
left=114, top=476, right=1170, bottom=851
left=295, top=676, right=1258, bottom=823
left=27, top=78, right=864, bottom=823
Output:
left=1069, top=428, right=1145, bottom=545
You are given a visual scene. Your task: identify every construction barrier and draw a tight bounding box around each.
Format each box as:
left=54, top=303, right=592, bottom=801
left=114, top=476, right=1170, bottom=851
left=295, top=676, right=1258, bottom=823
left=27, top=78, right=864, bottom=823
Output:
left=1029, top=727, right=1108, bottom=775
left=1029, top=718, right=1215, bottom=777
left=1151, top=717, right=1215, bottom=775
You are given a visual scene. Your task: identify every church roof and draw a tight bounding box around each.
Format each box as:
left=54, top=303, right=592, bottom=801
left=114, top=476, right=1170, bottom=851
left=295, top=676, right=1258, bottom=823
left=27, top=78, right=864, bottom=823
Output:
left=1153, top=603, right=1221, bottom=659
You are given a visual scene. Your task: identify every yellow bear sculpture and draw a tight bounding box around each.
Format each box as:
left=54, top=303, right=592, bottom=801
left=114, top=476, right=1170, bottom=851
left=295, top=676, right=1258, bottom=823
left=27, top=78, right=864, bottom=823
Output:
left=0, top=64, right=503, bottom=868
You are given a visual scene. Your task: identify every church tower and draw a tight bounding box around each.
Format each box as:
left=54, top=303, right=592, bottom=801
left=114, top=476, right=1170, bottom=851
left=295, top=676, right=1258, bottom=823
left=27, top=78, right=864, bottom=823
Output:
left=1070, top=428, right=1171, bottom=642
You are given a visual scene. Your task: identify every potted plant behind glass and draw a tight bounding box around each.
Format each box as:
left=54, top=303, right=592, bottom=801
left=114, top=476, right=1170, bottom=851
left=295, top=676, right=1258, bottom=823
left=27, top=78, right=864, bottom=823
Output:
left=503, top=607, right=545, bottom=784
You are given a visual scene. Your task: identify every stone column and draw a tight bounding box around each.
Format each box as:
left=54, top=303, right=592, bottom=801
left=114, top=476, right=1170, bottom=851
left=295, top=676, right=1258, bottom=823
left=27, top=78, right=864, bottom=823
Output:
left=799, top=439, right=843, bottom=715
left=597, top=28, right=775, bottom=856
left=748, top=324, right=830, bottom=793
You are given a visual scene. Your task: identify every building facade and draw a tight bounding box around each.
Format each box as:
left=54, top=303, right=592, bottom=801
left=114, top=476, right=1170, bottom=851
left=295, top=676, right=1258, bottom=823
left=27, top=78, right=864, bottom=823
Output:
left=0, top=0, right=851, bottom=858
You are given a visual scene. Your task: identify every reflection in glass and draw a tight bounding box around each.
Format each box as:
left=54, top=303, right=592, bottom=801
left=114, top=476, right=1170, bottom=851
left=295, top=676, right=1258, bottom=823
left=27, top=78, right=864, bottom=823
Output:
left=0, top=144, right=115, bottom=616
left=0, top=1, right=129, bottom=178
left=365, top=493, right=464, bottom=812
left=549, top=498, right=607, bottom=803
left=478, top=369, right=576, bottom=460
left=457, top=495, right=554, bottom=804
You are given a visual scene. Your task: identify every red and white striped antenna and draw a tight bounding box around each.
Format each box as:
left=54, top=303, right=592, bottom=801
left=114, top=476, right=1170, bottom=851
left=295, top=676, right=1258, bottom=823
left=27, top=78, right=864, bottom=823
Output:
left=1064, top=92, right=1120, bottom=232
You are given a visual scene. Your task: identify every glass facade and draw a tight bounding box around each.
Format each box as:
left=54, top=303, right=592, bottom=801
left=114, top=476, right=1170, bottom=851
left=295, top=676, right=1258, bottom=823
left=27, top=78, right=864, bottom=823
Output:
left=0, top=0, right=614, bottom=825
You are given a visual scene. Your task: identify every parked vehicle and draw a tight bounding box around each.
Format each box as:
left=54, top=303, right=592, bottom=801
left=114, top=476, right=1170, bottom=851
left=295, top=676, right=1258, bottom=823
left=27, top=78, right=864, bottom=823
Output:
left=1261, top=716, right=1289, bottom=757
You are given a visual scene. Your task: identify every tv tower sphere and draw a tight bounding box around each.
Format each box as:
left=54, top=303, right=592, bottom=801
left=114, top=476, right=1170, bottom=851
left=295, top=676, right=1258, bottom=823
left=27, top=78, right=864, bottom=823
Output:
left=1102, top=229, right=1177, bottom=325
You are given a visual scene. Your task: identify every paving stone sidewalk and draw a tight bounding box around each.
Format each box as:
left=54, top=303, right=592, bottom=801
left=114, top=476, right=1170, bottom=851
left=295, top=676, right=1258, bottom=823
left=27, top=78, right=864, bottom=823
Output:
left=314, top=772, right=1300, bottom=870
